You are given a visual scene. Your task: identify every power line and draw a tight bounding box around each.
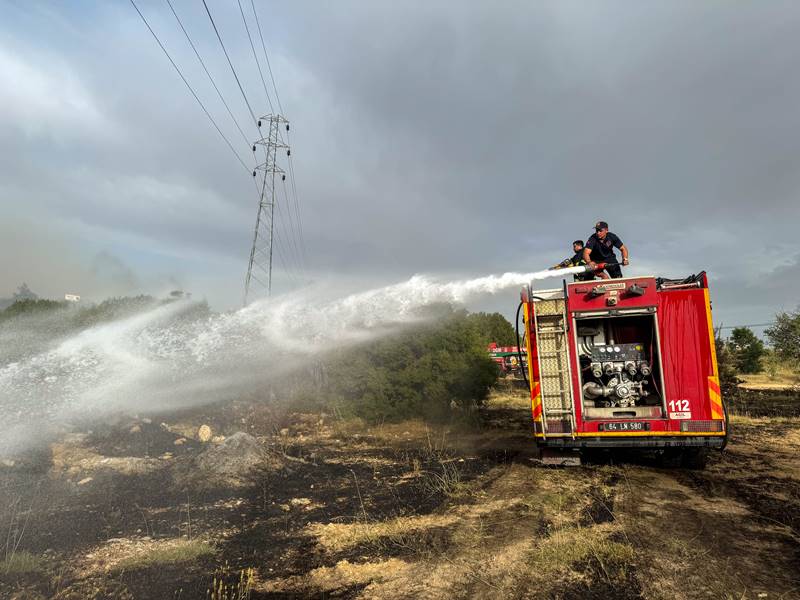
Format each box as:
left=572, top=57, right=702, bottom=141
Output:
left=129, top=0, right=252, bottom=175
left=199, top=0, right=302, bottom=282
left=227, top=0, right=306, bottom=280
left=274, top=174, right=305, bottom=277
left=250, top=0, right=283, bottom=115
left=246, top=0, right=308, bottom=269
left=283, top=151, right=309, bottom=265
left=201, top=0, right=260, bottom=127
left=131, top=0, right=300, bottom=292
left=194, top=0, right=299, bottom=290
left=718, top=322, right=775, bottom=330
left=234, top=0, right=302, bottom=277
left=282, top=174, right=308, bottom=266
left=272, top=224, right=301, bottom=283
left=164, top=0, right=251, bottom=149
left=242, top=2, right=308, bottom=273
left=236, top=0, right=274, bottom=113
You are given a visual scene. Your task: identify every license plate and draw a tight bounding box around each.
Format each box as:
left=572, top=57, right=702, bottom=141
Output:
left=603, top=421, right=646, bottom=431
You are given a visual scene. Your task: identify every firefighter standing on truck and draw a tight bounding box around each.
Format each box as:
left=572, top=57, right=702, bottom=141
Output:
left=550, top=240, right=594, bottom=281
left=583, top=221, right=629, bottom=279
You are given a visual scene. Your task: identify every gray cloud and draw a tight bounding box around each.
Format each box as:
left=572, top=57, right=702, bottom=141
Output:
left=0, top=1, right=798, bottom=325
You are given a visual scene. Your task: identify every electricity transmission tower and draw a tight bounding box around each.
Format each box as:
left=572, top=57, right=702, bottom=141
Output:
left=244, top=114, right=289, bottom=303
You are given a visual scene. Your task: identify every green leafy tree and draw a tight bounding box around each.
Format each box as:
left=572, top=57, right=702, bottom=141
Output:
left=465, top=312, right=516, bottom=346
left=728, top=327, right=765, bottom=374
left=765, top=308, right=800, bottom=366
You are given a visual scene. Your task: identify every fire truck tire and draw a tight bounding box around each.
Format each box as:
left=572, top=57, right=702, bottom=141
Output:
left=721, top=400, right=730, bottom=451
left=659, top=448, right=708, bottom=469
left=680, top=448, right=708, bottom=470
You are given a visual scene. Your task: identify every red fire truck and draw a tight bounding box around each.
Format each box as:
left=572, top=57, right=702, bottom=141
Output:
left=518, top=272, right=727, bottom=467
left=488, top=343, right=528, bottom=378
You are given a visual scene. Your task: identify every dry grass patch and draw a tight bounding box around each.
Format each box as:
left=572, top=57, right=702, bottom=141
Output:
left=486, top=390, right=530, bottom=410
left=263, top=558, right=411, bottom=594
left=307, top=514, right=459, bottom=552
left=739, top=366, right=800, bottom=390
left=82, top=538, right=213, bottom=573
left=532, top=524, right=634, bottom=581
left=50, top=434, right=161, bottom=478
left=117, top=539, right=213, bottom=570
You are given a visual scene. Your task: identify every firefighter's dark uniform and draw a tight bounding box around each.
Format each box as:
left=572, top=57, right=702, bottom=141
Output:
left=585, top=232, right=624, bottom=278
left=554, top=251, right=594, bottom=281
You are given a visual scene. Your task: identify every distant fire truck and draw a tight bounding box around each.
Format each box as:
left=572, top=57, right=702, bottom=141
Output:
left=488, top=343, right=527, bottom=378
left=518, top=272, right=727, bottom=467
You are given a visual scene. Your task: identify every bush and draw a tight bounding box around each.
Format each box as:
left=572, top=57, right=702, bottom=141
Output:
left=322, top=307, right=499, bottom=422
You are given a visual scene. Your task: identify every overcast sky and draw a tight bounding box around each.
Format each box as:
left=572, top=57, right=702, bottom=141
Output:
left=1, top=1, right=799, bottom=331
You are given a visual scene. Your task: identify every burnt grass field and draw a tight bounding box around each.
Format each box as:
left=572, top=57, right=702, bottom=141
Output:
left=1, top=385, right=799, bottom=599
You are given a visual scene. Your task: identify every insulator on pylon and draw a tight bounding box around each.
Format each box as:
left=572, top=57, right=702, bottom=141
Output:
left=287, top=149, right=291, bottom=156
left=257, top=120, right=262, bottom=127
left=282, top=174, right=286, bottom=181
left=252, top=171, right=256, bottom=177
left=286, top=124, right=290, bottom=131
left=252, top=145, right=256, bottom=152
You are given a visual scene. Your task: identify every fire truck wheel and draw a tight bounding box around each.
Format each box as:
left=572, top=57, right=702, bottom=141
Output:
left=680, top=448, right=709, bottom=470
left=660, top=448, right=708, bottom=469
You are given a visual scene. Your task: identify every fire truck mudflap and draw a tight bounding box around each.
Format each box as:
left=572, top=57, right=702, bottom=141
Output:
left=520, top=272, right=727, bottom=455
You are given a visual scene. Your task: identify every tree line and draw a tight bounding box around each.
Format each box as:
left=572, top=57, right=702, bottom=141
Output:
left=715, top=306, right=800, bottom=395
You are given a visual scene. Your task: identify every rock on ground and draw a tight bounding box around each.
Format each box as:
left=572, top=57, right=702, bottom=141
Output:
left=191, top=432, right=273, bottom=488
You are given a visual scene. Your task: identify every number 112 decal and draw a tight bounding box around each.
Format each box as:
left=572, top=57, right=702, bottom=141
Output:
left=668, top=399, right=691, bottom=419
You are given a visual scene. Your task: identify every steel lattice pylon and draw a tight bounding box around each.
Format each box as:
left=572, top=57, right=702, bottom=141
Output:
left=244, top=114, right=289, bottom=304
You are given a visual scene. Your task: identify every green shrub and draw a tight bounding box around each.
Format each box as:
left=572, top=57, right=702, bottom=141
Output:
left=323, top=307, right=499, bottom=422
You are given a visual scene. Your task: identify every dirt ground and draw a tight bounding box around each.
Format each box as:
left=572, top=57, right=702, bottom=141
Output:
left=1, top=388, right=799, bottom=599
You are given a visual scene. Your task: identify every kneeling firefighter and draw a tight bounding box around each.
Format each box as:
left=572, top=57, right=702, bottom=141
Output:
left=550, top=240, right=595, bottom=281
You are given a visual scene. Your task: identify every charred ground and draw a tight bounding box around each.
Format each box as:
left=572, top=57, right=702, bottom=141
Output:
left=1, top=387, right=799, bottom=599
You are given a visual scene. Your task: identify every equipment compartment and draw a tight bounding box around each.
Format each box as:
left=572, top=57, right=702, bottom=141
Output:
left=575, top=314, right=666, bottom=420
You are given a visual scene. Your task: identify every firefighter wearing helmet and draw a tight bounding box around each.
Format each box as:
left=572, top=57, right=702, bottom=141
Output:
left=583, top=221, right=629, bottom=279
